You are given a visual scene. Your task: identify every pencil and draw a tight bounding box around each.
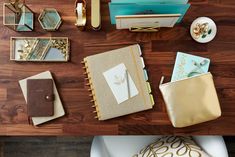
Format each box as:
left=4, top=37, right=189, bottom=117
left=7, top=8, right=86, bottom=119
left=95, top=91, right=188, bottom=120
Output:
left=126, top=69, right=130, bottom=99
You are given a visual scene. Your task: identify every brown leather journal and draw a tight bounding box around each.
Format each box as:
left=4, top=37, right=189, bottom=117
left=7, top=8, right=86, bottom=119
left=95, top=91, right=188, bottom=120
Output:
left=27, top=79, right=54, bottom=117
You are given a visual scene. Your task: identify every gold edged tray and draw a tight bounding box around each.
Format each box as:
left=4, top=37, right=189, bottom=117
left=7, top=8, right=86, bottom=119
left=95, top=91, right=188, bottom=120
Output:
left=10, top=37, right=70, bottom=62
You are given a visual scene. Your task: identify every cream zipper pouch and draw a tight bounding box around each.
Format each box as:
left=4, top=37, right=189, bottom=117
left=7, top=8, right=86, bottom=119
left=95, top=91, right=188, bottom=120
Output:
left=159, top=72, right=221, bottom=128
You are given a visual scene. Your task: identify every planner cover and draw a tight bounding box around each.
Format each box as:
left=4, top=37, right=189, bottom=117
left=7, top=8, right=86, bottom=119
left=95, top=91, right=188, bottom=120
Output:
left=82, top=44, right=154, bottom=120
left=27, top=79, right=54, bottom=117
left=171, top=52, right=210, bottom=82
left=109, top=3, right=190, bottom=24
left=19, top=71, right=65, bottom=126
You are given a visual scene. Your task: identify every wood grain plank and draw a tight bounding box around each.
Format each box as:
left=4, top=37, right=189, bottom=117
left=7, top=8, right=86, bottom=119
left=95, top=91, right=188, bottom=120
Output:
left=0, top=89, right=7, bottom=101
left=0, top=142, right=3, bottom=157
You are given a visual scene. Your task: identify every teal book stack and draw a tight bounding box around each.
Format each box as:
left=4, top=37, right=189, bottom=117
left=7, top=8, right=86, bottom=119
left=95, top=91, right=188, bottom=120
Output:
left=109, top=0, right=190, bottom=24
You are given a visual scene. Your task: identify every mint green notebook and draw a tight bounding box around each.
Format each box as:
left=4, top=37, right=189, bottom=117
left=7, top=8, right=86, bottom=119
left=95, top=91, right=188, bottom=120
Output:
left=171, top=52, right=210, bottom=82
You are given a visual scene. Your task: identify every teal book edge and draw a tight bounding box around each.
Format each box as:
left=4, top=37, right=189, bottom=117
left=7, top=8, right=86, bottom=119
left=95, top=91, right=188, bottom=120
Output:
left=111, top=0, right=188, bottom=4
left=109, top=3, right=190, bottom=24
left=171, top=52, right=210, bottom=82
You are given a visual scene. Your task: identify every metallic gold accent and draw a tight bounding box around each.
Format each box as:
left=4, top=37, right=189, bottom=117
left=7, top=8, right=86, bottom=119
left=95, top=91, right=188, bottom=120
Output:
left=50, top=38, right=68, bottom=59
left=128, top=22, right=160, bottom=32
left=10, top=37, right=69, bottom=61
left=91, top=0, right=101, bottom=30
left=193, top=22, right=209, bottom=39
left=159, top=72, right=221, bottom=128
left=92, top=105, right=96, bottom=108
left=83, top=57, right=101, bottom=120
left=40, top=40, right=51, bottom=60
left=135, top=136, right=206, bottom=157
left=130, top=26, right=160, bottom=32
left=75, top=0, right=86, bottom=31
left=8, top=0, right=24, bottom=15
left=38, top=8, right=62, bottom=31
left=26, top=39, right=50, bottom=60
left=3, top=2, right=34, bottom=31
left=18, top=39, right=38, bottom=60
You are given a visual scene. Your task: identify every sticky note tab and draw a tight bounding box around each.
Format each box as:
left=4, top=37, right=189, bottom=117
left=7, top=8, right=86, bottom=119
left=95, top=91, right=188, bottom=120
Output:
left=143, top=69, right=148, bottom=81
left=140, top=57, right=145, bottom=68
left=149, top=94, right=155, bottom=106
left=146, top=82, right=151, bottom=93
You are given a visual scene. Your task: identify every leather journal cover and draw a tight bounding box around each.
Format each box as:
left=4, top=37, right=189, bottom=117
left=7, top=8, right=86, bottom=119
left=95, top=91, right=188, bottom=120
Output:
left=27, top=79, right=54, bottom=117
left=19, top=71, right=65, bottom=126
left=82, top=44, right=154, bottom=120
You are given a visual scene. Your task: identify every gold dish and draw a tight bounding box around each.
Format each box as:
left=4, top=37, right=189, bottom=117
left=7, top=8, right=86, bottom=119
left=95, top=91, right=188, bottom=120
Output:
left=10, top=37, right=70, bottom=62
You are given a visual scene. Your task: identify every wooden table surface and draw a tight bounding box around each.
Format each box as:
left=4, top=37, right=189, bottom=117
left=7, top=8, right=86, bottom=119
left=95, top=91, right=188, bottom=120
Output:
left=0, top=0, right=235, bottom=136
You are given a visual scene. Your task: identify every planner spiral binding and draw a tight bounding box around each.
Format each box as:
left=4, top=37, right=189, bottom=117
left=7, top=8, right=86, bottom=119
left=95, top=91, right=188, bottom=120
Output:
left=81, top=60, right=101, bottom=119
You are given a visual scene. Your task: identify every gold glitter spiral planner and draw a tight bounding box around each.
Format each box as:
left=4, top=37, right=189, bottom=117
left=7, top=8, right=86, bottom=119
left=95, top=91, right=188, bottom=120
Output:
left=82, top=44, right=155, bottom=120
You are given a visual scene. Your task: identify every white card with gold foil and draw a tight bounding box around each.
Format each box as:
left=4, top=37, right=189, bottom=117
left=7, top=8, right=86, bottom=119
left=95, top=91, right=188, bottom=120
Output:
left=103, top=63, right=139, bottom=104
left=116, top=14, right=181, bottom=29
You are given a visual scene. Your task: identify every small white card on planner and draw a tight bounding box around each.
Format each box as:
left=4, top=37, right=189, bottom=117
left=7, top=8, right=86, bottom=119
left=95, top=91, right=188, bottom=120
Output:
left=103, top=63, right=139, bottom=104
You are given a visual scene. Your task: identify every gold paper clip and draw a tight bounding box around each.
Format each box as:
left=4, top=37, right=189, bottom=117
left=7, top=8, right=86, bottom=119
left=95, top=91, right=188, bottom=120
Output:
left=75, top=0, right=86, bottom=31
left=129, top=22, right=160, bottom=32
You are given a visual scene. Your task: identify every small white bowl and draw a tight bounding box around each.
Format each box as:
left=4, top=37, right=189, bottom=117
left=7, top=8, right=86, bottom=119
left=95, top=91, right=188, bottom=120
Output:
left=190, top=17, right=217, bottom=43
